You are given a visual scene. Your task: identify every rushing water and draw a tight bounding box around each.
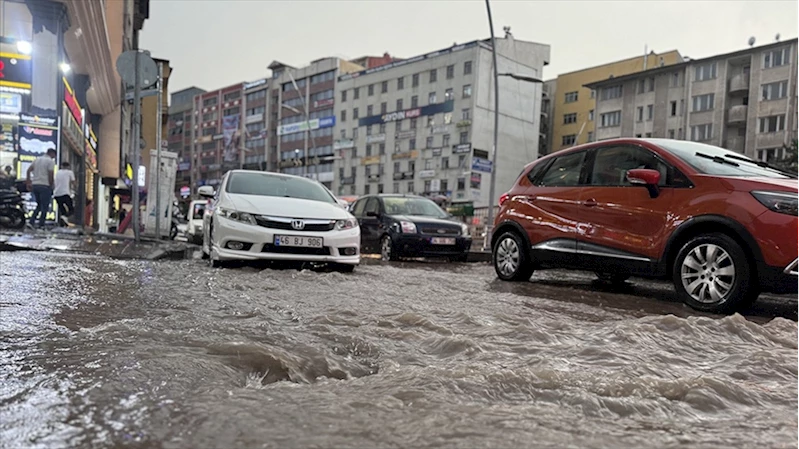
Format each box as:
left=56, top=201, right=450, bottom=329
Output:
left=1, top=251, right=796, bottom=448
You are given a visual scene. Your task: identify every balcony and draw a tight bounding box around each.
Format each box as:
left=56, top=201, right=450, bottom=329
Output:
left=725, top=136, right=746, bottom=153
left=727, top=105, right=748, bottom=126
left=728, top=74, right=750, bottom=95
left=392, top=171, right=415, bottom=181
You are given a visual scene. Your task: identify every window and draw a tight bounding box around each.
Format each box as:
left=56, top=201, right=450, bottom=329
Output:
left=562, top=134, right=577, bottom=146
left=224, top=91, right=241, bottom=101
left=310, top=71, right=335, bottom=84
left=410, top=118, right=417, bottom=129
left=411, top=96, right=418, bottom=108
left=563, top=113, right=577, bottom=124
left=443, top=134, right=450, bottom=147
left=364, top=185, right=371, bottom=195
left=353, top=127, right=359, bottom=139
left=762, top=81, right=788, bottom=100
left=368, top=84, right=374, bottom=96
left=457, top=177, right=465, bottom=190
left=667, top=129, right=676, bottom=139
left=445, top=88, right=454, bottom=101
left=441, top=157, right=449, bottom=169
left=537, top=151, right=586, bottom=187
left=365, top=144, right=372, bottom=156
left=246, top=106, right=265, bottom=116
left=407, top=182, right=415, bottom=193
left=464, top=61, right=473, bottom=75
left=462, top=84, right=472, bottom=98
left=429, top=69, right=437, bottom=83
left=426, top=136, right=434, bottom=148
left=340, top=110, right=347, bottom=122
left=564, top=91, right=578, bottom=103
left=588, top=110, right=594, bottom=121
left=637, top=78, right=655, bottom=94
left=424, top=180, right=431, bottom=191
left=637, top=106, right=644, bottom=122
left=412, top=74, right=419, bottom=87
left=202, top=111, right=217, bottom=121
left=203, top=97, right=217, bottom=107
left=226, top=172, right=335, bottom=203
left=379, top=102, right=387, bottom=114
left=458, top=155, right=466, bottom=167
left=446, top=65, right=455, bottom=79
left=759, top=115, right=786, bottom=133
left=245, top=90, right=266, bottom=102
left=647, top=104, right=654, bottom=121
left=590, top=90, right=596, bottom=99
left=408, top=160, right=415, bottom=172
left=381, top=81, right=388, bottom=93
left=202, top=127, right=215, bottom=136
left=396, top=99, right=403, bottom=111
left=670, top=101, right=677, bottom=116
left=353, top=108, right=359, bottom=119
left=397, top=77, right=404, bottom=90
left=645, top=132, right=652, bottom=138
left=694, top=62, right=717, bottom=81
left=367, top=105, right=373, bottom=116
left=459, top=131, right=469, bottom=144
left=341, top=90, right=347, bottom=102
left=690, top=124, right=713, bottom=141
left=353, top=87, right=360, bottom=100
left=589, top=146, right=669, bottom=186
left=366, top=125, right=373, bottom=136
left=657, top=140, right=790, bottom=178
left=379, top=143, right=386, bottom=155
left=670, top=72, right=682, bottom=88
left=379, top=123, right=386, bottom=134
left=692, top=93, right=715, bottom=112
left=429, top=92, right=437, bottom=104
left=601, top=86, right=622, bottom=100
left=441, top=179, right=448, bottom=192
left=763, top=48, right=790, bottom=69
left=462, top=108, right=471, bottom=120
left=310, top=89, right=334, bottom=102
left=587, top=131, right=594, bottom=142
left=600, top=111, right=622, bottom=127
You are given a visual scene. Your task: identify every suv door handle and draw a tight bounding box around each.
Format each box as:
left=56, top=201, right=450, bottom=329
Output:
left=583, top=199, right=597, bottom=207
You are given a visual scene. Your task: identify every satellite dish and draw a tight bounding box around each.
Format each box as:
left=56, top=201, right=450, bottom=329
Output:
left=776, top=33, right=781, bottom=42
left=748, top=36, right=756, bottom=47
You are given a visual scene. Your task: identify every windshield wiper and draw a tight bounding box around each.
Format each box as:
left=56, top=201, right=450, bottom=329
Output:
left=723, top=153, right=797, bottom=179
left=696, top=152, right=739, bottom=167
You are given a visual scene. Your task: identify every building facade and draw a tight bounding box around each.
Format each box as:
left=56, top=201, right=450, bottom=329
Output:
left=168, top=86, right=205, bottom=198
left=331, top=35, right=550, bottom=208
left=140, top=58, right=171, bottom=192
left=586, top=39, right=798, bottom=161
left=242, top=78, right=269, bottom=172
left=549, top=50, right=683, bottom=154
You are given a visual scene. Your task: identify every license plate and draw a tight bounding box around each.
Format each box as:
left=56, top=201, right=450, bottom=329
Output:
left=431, top=237, right=456, bottom=245
left=274, top=235, right=323, bottom=248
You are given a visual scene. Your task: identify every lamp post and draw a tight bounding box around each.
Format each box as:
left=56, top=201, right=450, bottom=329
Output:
left=483, top=0, right=544, bottom=251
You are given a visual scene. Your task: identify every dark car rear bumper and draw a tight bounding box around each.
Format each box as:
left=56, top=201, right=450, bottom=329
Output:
left=394, top=234, right=472, bottom=258
left=758, top=259, right=798, bottom=294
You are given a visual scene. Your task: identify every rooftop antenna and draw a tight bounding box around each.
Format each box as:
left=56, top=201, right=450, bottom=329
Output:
left=503, top=26, right=512, bottom=38
left=775, top=33, right=781, bottom=42
left=748, top=36, right=756, bottom=47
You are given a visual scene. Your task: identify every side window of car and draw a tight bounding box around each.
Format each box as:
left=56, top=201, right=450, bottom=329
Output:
left=537, top=151, right=587, bottom=187
left=589, top=146, right=669, bottom=187
left=364, top=198, right=380, bottom=215
left=351, top=198, right=367, bottom=217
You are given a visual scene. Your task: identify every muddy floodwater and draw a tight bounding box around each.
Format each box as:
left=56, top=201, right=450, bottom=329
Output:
left=1, top=251, right=796, bottom=448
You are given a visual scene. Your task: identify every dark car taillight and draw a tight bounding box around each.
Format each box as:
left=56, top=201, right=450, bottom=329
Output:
left=499, top=193, right=509, bottom=206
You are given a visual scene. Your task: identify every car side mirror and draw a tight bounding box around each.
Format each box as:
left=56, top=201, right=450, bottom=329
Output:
left=198, top=186, right=215, bottom=198
left=366, top=211, right=379, bottom=217
left=626, top=168, right=661, bottom=198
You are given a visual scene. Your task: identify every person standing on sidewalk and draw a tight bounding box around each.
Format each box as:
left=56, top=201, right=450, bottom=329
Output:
left=26, top=148, right=56, bottom=228
left=53, top=161, right=76, bottom=227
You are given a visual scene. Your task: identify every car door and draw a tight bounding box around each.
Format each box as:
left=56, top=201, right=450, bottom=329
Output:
left=576, top=144, right=676, bottom=273
left=360, top=197, right=383, bottom=252
left=525, top=149, right=590, bottom=267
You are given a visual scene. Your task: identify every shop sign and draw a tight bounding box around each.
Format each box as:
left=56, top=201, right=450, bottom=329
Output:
left=419, top=169, right=436, bottom=179
left=245, top=113, right=263, bottom=124
left=366, top=134, right=385, bottom=144
left=340, top=176, right=355, bottom=185
left=430, top=179, right=441, bottom=192
left=446, top=202, right=474, bottom=217
left=244, top=79, right=267, bottom=90
left=212, top=134, right=224, bottom=140
left=333, top=139, right=355, bottom=150
left=277, top=116, right=336, bottom=136
left=19, top=113, right=57, bottom=127
left=313, top=98, right=334, bottom=108
left=431, top=148, right=442, bottom=157
left=61, top=106, right=84, bottom=154
left=85, top=124, right=98, bottom=172
left=430, top=125, right=449, bottom=135
left=471, top=157, right=492, bottom=173
left=63, top=77, right=83, bottom=128
left=0, top=52, right=33, bottom=90
left=17, top=114, right=59, bottom=162
left=178, top=162, right=190, bottom=171
left=395, top=130, right=416, bottom=140
left=196, top=135, right=212, bottom=143
left=0, top=92, right=22, bottom=114
left=358, top=100, right=455, bottom=127
left=453, top=143, right=471, bottom=154
left=361, top=155, right=380, bottom=165
left=1, top=123, right=15, bottom=153
left=180, top=186, right=191, bottom=197
left=470, top=172, right=482, bottom=189
left=391, top=150, right=418, bottom=160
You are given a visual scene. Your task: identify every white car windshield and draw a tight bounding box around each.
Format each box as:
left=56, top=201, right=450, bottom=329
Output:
left=226, top=172, right=336, bottom=203
left=383, top=197, right=449, bottom=218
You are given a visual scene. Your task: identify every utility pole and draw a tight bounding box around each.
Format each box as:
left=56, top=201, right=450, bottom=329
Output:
left=130, top=29, right=142, bottom=243
left=287, top=72, right=315, bottom=177
left=154, top=60, right=163, bottom=238
left=483, top=0, right=500, bottom=251
left=239, top=85, right=247, bottom=170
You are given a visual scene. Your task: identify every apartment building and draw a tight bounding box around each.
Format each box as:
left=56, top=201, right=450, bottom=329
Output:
left=586, top=39, right=798, bottom=161
left=549, top=50, right=683, bottom=154
left=269, top=57, right=363, bottom=187
left=242, top=78, right=269, bottom=170
left=331, top=35, right=550, bottom=208
left=168, top=86, right=205, bottom=197
left=190, top=83, right=245, bottom=190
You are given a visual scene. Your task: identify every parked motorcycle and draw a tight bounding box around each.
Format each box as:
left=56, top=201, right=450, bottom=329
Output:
left=0, top=179, right=26, bottom=229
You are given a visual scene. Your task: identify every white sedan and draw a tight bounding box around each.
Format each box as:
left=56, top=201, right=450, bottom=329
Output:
left=200, top=170, right=360, bottom=272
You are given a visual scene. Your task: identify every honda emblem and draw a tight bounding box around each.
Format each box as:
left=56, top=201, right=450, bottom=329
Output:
left=291, top=219, right=305, bottom=230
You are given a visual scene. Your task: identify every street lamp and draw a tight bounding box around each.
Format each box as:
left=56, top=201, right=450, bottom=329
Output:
left=483, top=0, right=544, bottom=252
left=59, top=63, right=71, bottom=74
left=16, top=40, right=32, bottom=55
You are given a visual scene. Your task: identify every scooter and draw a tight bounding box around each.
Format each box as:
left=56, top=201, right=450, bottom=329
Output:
left=0, top=179, right=26, bottom=229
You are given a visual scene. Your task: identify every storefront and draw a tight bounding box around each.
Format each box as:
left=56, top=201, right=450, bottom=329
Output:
left=16, top=112, right=59, bottom=221
left=61, top=77, right=87, bottom=224
left=84, top=124, right=98, bottom=227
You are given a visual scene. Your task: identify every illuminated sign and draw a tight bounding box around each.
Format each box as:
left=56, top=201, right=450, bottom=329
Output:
left=85, top=124, right=98, bottom=172
left=63, top=77, right=82, bottom=128
left=277, top=116, right=336, bottom=136
left=358, top=100, right=454, bottom=127
left=0, top=52, right=33, bottom=90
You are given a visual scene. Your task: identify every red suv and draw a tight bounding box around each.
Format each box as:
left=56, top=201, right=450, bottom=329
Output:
left=491, top=138, right=798, bottom=314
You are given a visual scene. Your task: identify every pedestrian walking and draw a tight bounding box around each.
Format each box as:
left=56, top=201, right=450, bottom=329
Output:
left=53, top=161, right=76, bottom=227
left=25, top=148, right=56, bottom=228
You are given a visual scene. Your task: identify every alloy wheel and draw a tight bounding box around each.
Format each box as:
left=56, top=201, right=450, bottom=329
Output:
left=381, top=236, right=392, bottom=261
left=495, top=236, right=520, bottom=277
left=680, top=243, right=736, bottom=304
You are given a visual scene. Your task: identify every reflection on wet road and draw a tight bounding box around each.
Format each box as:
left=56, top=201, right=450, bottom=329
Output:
left=1, top=251, right=796, bottom=448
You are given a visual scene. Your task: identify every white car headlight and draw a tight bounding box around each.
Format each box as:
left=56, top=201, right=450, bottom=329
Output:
left=217, top=207, right=257, bottom=225
left=335, top=218, right=358, bottom=230
left=400, top=221, right=417, bottom=233
left=460, top=223, right=469, bottom=236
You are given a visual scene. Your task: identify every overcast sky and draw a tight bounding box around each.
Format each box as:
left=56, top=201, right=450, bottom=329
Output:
left=140, top=0, right=798, bottom=94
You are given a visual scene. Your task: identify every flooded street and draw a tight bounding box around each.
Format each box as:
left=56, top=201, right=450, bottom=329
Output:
left=1, top=251, right=796, bottom=448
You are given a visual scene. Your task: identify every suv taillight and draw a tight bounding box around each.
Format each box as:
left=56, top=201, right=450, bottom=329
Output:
left=499, top=193, right=509, bottom=206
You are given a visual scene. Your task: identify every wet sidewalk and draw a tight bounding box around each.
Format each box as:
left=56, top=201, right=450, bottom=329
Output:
left=0, top=228, right=197, bottom=260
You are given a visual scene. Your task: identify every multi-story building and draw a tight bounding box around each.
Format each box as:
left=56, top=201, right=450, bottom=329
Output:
left=549, top=50, right=683, bottom=154
left=167, top=86, right=204, bottom=198
left=242, top=78, right=269, bottom=171
left=331, top=35, right=550, bottom=208
left=586, top=38, right=798, bottom=161
left=268, top=57, right=363, bottom=188
left=349, top=53, right=402, bottom=70
left=190, top=83, right=245, bottom=190
left=539, top=79, right=555, bottom=155
left=140, top=58, right=171, bottom=192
